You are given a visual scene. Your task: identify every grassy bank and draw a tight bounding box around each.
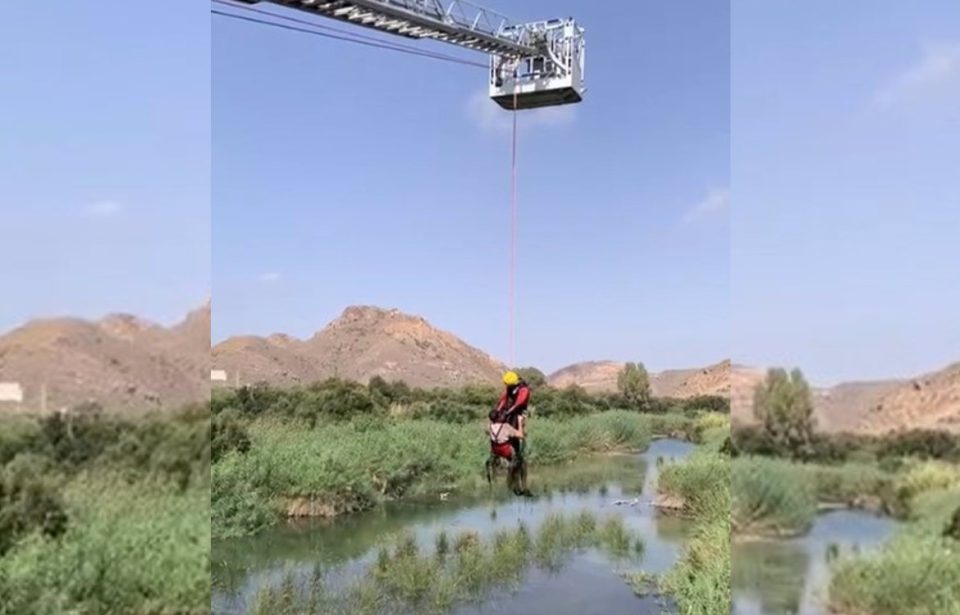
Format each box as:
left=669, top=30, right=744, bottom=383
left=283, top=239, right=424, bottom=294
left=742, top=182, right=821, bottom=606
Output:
left=731, top=457, right=817, bottom=537
left=647, top=416, right=732, bottom=615
left=213, top=410, right=659, bottom=537
left=730, top=455, right=960, bottom=538
left=0, top=479, right=210, bottom=614
left=829, top=488, right=960, bottom=615
left=0, top=407, right=210, bottom=614
left=250, top=511, right=642, bottom=615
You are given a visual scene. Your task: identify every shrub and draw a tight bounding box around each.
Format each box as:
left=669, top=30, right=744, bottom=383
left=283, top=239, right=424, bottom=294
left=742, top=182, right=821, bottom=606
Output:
left=731, top=456, right=816, bottom=536
left=212, top=408, right=251, bottom=462
left=880, top=430, right=960, bottom=462
left=893, top=461, right=960, bottom=514
left=659, top=451, right=731, bottom=518
left=752, top=368, right=817, bottom=460
left=0, top=454, right=69, bottom=555
left=617, top=362, right=652, bottom=409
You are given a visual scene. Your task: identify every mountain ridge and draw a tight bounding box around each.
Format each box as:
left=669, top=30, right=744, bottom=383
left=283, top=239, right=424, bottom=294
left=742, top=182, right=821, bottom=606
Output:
left=0, top=302, right=210, bottom=413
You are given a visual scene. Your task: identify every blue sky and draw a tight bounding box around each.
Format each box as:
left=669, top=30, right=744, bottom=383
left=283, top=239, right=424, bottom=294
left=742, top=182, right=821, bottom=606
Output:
left=213, top=0, right=730, bottom=374
left=732, top=1, right=960, bottom=385
left=0, top=1, right=210, bottom=331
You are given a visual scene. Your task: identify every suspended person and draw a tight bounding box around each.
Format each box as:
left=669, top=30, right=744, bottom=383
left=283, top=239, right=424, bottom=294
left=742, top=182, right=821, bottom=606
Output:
left=486, top=371, right=532, bottom=496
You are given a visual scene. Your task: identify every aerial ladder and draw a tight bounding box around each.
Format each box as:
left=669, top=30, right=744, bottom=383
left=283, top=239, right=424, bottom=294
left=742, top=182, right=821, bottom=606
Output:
left=231, top=0, right=586, bottom=110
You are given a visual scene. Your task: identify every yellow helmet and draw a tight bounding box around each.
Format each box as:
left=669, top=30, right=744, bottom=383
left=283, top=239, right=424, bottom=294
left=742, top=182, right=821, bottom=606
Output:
left=502, top=371, right=520, bottom=386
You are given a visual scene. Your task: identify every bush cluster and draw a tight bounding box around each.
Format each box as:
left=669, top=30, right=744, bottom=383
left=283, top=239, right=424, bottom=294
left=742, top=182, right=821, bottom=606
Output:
left=732, top=425, right=960, bottom=464
left=0, top=405, right=210, bottom=552
left=212, top=378, right=729, bottom=426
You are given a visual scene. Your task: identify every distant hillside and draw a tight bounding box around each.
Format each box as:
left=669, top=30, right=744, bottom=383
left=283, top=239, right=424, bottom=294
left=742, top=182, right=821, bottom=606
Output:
left=731, top=361, right=959, bottom=434
left=0, top=302, right=210, bottom=413
left=858, top=362, right=960, bottom=434
left=547, top=361, right=625, bottom=394
left=547, top=359, right=730, bottom=399
left=671, top=360, right=731, bottom=398
left=213, top=306, right=507, bottom=389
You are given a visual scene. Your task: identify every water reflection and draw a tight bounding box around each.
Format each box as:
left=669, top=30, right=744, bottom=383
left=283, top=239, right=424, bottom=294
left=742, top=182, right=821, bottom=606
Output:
left=732, top=510, right=897, bottom=615
left=733, top=540, right=808, bottom=614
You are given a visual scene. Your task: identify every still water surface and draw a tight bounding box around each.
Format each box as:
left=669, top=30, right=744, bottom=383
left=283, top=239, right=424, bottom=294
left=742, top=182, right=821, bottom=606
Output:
left=212, top=438, right=697, bottom=614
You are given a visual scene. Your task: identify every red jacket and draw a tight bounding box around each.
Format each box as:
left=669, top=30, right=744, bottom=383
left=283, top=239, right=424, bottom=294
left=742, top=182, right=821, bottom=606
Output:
left=497, top=383, right=530, bottom=426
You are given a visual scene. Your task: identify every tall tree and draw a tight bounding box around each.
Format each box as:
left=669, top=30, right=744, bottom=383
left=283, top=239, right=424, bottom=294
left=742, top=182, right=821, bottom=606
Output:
left=753, top=368, right=816, bottom=459
left=618, top=362, right=651, bottom=408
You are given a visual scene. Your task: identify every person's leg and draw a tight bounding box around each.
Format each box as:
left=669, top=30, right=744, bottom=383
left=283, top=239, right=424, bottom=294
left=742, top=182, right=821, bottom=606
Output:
left=517, top=458, right=529, bottom=495
left=509, top=436, right=523, bottom=460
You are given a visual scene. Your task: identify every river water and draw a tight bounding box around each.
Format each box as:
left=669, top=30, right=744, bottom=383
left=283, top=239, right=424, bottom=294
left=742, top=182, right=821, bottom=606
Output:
left=212, top=438, right=697, bottom=614
left=732, top=509, right=897, bottom=615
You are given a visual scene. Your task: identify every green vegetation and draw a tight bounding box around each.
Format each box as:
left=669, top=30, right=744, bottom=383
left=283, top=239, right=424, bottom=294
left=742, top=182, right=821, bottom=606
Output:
left=752, top=368, right=816, bottom=459
left=212, top=378, right=729, bottom=425
left=650, top=414, right=732, bottom=615
left=250, top=511, right=643, bottom=615
left=660, top=516, right=730, bottom=615
left=891, top=460, right=960, bottom=513
left=659, top=450, right=731, bottom=520
left=807, top=462, right=891, bottom=506
left=829, top=488, right=960, bottom=615
left=0, top=405, right=210, bottom=614
left=212, top=379, right=727, bottom=538
left=731, top=456, right=817, bottom=536
left=731, top=455, right=960, bottom=537
left=733, top=424, right=960, bottom=464
left=617, top=361, right=652, bottom=408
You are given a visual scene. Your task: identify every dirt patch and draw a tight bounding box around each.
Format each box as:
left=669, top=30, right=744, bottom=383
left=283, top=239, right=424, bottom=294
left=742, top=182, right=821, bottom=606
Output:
left=285, top=497, right=338, bottom=518
left=653, top=493, right=686, bottom=512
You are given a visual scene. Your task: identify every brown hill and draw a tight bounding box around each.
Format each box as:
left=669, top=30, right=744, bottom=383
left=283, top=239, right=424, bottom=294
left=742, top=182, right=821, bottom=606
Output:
left=547, top=359, right=730, bottom=399
left=0, top=302, right=210, bottom=413
left=731, top=361, right=958, bottom=434
left=671, top=360, right=731, bottom=398
left=814, top=380, right=903, bottom=432
left=212, top=306, right=507, bottom=389
left=547, top=361, right=625, bottom=393
left=858, top=362, right=960, bottom=434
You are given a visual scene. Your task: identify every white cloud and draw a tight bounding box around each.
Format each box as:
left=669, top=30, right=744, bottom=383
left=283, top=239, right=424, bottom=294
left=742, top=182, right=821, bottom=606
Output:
left=84, top=201, right=123, bottom=217
left=465, top=89, right=576, bottom=134
left=258, top=272, right=281, bottom=284
left=683, top=187, right=729, bottom=224
left=873, top=41, right=960, bottom=110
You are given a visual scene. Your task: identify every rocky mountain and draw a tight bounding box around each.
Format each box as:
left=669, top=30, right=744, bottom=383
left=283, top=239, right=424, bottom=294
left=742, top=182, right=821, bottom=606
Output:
left=212, top=306, right=507, bottom=389
left=547, top=359, right=730, bottom=399
left=0, top=301, right=210, bottom=413
left=858, top=362, right=960, bottom=434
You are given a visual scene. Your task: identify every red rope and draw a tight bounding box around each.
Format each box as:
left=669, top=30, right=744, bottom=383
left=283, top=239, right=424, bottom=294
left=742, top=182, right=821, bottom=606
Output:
left=509, top=84, right=518, bottom=368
